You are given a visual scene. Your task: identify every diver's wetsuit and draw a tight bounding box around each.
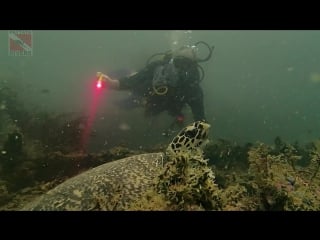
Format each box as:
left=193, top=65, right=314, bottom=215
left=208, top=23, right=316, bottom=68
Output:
left=117, top=57, right=206, bottom=122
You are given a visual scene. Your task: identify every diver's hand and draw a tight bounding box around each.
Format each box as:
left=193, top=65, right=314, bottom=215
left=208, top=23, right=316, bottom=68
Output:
left=96, top=72, right=120, bottom=89
left=96, top=72, right=111, bottom=81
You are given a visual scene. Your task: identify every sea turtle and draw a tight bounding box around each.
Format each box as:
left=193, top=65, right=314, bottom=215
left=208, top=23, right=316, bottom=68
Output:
left=22, top=121, right=210, bottom=211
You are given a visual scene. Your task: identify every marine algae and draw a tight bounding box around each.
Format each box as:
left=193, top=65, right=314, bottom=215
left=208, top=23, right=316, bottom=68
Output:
left=127, top=152, right=221, bottom=211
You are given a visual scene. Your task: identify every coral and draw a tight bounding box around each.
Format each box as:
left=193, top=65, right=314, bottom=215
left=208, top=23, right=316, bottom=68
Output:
left=127, top=139, right=320, bottom=211
left=247, top=143, right=293, bottom=210
left=220, top=184, right=258, bottom=211
left=245, top=140, right=320, bottom=210
left=307, top=146, right=320, bottom=184
left=156, top=153, right=221, bottom=210
left=127, top=152, right=222, bottom=211
left=204, top=139, right=251, bottom=171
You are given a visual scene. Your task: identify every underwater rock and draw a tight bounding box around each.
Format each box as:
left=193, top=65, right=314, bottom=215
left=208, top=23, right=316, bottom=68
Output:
left=3, top=131, right=23, bottom=155
left=0, top=180, right=12, bottom=205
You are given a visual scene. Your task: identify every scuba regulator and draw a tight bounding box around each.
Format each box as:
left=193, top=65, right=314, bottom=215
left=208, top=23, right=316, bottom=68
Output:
left=152, top=58, right=179, bottom=95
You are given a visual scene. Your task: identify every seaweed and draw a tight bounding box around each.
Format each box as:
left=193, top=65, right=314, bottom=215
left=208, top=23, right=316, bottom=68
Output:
left=127, top=152, right=222, bottom=211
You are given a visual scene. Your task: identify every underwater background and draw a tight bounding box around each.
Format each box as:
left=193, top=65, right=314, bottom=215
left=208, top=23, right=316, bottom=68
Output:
left=1, top=30, right=320, bottom=210
left=1, top=31, right=320, bottom=148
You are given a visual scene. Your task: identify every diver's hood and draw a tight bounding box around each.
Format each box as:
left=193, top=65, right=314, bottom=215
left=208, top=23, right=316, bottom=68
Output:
left=172, top=46, right=197, bottom=61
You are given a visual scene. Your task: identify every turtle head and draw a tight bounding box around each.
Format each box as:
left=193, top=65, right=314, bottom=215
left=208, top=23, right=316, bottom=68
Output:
left=166, top=121, right=210, bottom=156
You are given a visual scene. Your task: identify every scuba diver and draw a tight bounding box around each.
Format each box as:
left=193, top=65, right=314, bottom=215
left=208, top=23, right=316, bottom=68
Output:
left=97, top=41, right=214, bottom=136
